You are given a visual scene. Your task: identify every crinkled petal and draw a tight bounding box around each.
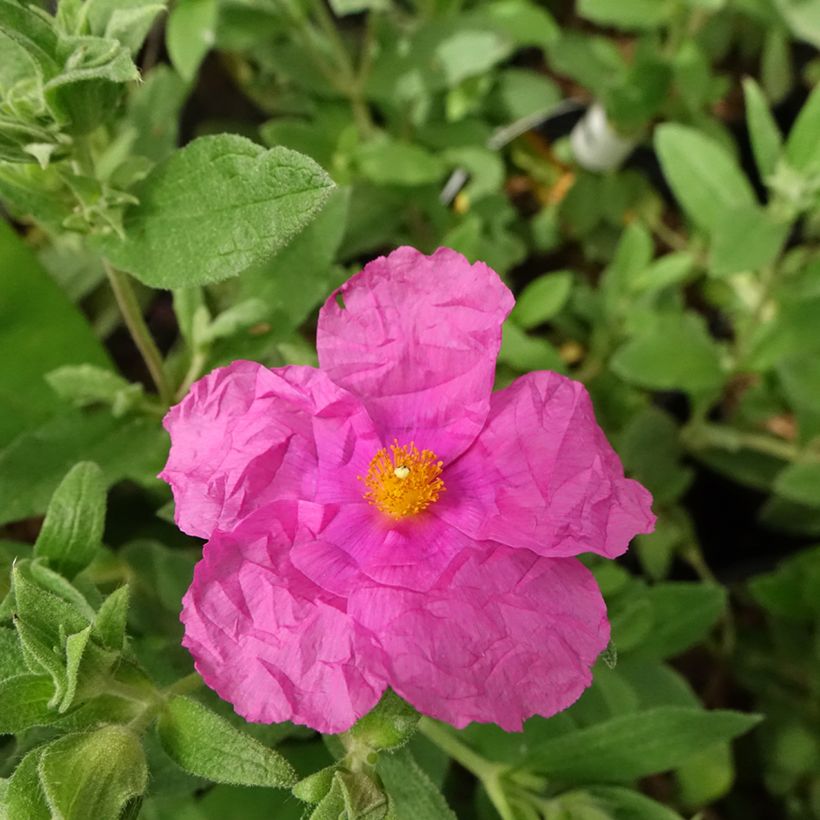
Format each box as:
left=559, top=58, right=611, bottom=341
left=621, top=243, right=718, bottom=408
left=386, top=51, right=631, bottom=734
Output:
left=181, top=501, right=386, bottom=734
left=349, top=546, right=609, bottom=731
left=160, top=361, right=379, bottom=539
left=291, top=504, right=474, bottom=595
left=437, top=371, right=655, bottom=558
left=317, top=247, right=514, bottom=462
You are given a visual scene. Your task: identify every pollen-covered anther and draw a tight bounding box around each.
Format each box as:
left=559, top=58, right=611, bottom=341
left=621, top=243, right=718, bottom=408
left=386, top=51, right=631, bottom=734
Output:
left=360, top=440, right=445, bottom=520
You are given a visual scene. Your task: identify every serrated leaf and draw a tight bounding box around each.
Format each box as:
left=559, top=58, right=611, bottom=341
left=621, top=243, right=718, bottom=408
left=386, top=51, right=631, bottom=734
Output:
left=157, top=696, right=297, bottom=788
left=38, top=726, right=148, bottom=819
left=523, top=707, right=761, bottom=782
left=378, top=748, right=457, bottom=820
left=655, top=124, right=755, bottom=232
left=0, top=673, right=55, bottom=734
left=101, top=135, right=335, bottom=288
left=34, top=461, right=107, bottom=578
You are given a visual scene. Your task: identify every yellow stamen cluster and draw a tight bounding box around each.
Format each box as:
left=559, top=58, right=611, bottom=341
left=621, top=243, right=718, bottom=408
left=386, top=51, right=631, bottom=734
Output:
left=360, top=440, right=445, bottom=520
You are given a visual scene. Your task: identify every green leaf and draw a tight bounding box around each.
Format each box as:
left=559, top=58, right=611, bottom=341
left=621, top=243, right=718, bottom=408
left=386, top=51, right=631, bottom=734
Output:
left=60, top=625, right=92, bottom=712
left=510, top=271, right=573, bottom=329
left=0, top=625, right=25, bottom=680
left=33, top=461, right=107, bottom=579
left=45, top=36, right=140, bottom=132
left=166, top=0, right=217, bottom=82
left=293, top=766, right=338, bottom=804
left=655, top=124, right=756, bottom=232
left=0, top=0, right=60, bottom=77
left=157, top=696, right=297, bottom=788
left=12, top=560, right=91, bottom=639
left=0, top=220, right=111, bottom=447
left=46, top=364, right=143, bottom=414
left=631, top=252, right=694, bottom=295
left=126, top=64, right=188, bottom=163
left=499, top=322, right=565, bottom=373
left=356, top=137, right=445, bottom=186
left=101, top=135, right=334, bottom=288
left=785, top=83, right=820, bottom=173
left=523, top=707, right=761, bottom=782
left=490, top=68, right=560, bottom=121
left=611, top=313, right=724, bottom=394
left=742, top=77, right=783, bottom=180
left=378, top=748, right=457, bottom=820
left=330, top=0, right=389, bottom=14
left=0, top=673, right=55, bottom=734
left=2, top=745, right=51, bottom=820
left=104, top=4, right=167, bottom=56
left=676, top=742, right=734, bottom=808
left=93, top=585, right=130, bottom=650
left=350, top=690, right=420, bottom=752
left=748, top=545, right=820, bottom=619
left=232, top=186, right=349, bottom=354
left=761, top=28, right=792, bottom=105
left=334, top=770, right=389, bottom=820
left=636, top=583, right=727, bottom=659
left=709, top=206, right=788, bottom=277
left=619, top=407, right=692, bottom=504
left=308, top=775, right=347, bottom=820
left=773, top=0, right=820, bottom=49
left=774, top=462, right=820, bottom=507
left=0, top=410, right=166, bottom=526
left=578, top=0, right=675, bottom=28
left=38, top=725, right=148, bottom=819
left=570, top=785, right=684, bottom=819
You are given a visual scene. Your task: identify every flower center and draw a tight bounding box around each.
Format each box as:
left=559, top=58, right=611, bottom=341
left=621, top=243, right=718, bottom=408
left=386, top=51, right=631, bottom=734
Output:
left=360, top=440, right=445, bottom=520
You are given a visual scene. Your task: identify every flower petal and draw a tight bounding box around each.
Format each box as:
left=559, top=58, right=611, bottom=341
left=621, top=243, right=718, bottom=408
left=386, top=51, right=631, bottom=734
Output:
left=317, top=247, right=514, bottom=462
left=291, top=504, right=474, bottom=595
left=438, top=371, right=655, bottom=558
left=350, top=546, right=609, bottom=731
left=160, top=361, right=379, bottom=539
left=181, top=501, right=386, bottom=734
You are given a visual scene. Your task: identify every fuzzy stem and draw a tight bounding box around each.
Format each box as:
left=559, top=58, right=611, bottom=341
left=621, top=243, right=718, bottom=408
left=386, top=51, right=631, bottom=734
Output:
left=103, top=260, right=173, bottom=405
left=419, top=718, right=515, bottom=820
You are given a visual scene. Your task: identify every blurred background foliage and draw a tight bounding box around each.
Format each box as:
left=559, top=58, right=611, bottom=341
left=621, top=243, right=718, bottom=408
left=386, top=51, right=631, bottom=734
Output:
left=1, top=0, right=820, bottom=818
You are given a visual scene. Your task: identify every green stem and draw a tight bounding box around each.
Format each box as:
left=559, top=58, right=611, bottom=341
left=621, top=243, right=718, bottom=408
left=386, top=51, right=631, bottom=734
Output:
left=103, top=259, right=173, bottom=405
left=419, top=718, right=515, bottom=820
left=176, top=347, right=209, bottom=402
left=684, top=421, right=803, bottom=463
left=312, top=0, right=375, bottom=135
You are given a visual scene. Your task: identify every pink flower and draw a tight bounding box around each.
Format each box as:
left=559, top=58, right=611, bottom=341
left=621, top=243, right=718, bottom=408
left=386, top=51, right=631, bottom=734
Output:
left=162, top=247, right=655, bottom=734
